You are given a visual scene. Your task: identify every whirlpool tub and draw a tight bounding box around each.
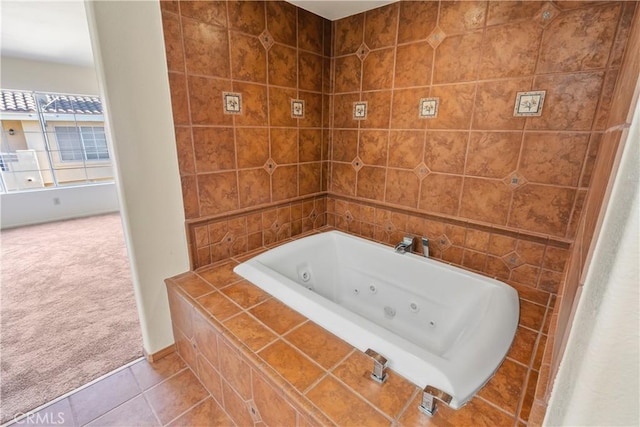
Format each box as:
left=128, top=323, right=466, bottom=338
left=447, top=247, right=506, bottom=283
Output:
left=233, top=230, right=519, bottom=409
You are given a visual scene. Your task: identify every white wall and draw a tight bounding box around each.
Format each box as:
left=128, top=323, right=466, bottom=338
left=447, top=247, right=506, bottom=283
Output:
left=545, top=90, right=640, bottom=425
left=85, top=1, right=190, bottom=355
left=0, top=183, right=119, bottom=229
left=0, top=56, right=99, bottom=95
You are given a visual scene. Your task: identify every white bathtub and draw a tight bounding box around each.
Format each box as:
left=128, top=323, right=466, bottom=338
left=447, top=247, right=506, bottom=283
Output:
left=233, top=230, right=519, bottom=409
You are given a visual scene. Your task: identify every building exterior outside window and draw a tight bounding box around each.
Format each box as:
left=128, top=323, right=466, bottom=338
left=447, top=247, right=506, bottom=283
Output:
left=0, top=90, right=114, bottom=192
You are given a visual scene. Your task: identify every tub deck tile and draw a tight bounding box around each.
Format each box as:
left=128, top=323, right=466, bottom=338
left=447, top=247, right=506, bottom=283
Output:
left=196, top=260, right=241, bottom=289
left=477, top=359, right=528, bottom=415
left=398, top=394, right=515, bottom=427
left=284, top=321, right=354, bottom=370
left=163, top=233, right=551, bottom=426
left=196, top=292, right=242, bottom=322
left=519, top=300, right=547, bottom=331
left=223, top=312, right=278, bottom=352
left=220, top=279, right=271, bottom=309
left=507, top=326, right=538, bottom=366
left=331, top=350, right=417, bottom=419
left=174, top=273, right=216, bottom=298
left=249, top=298, right=307, bottom=335
left=258, top=339, right=325, bottom=392
left=306, top=375, right=391, bottom=427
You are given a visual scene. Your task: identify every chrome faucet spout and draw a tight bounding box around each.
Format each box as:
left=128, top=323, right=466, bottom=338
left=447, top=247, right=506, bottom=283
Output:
left=395, top=236, right=416, bottom=254
left=421, top=237, right=429, bottom=258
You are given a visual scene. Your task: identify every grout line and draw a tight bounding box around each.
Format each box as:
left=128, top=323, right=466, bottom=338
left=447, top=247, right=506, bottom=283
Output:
left=475, top=394, right=519, bottom=421
left=513, top=367, right=535, bottom=425
left=2, top=357, right=146, bottom=427
left=383, top=5, right=400, bottom=207
left=82, top=390, right=160, bottom=427
left=506, top=355, right=536, bottom=371
left=161, top=395, right=210, bottom=427
left=324, top=372, right=394, bottom=423
left=140, top=392, right=163, bottom=427
left=182, top=66, right=615, bottom=90
left=301, top=372, right=331, bottom=396
left=394, top=386, right=421, bottom=424
left=176, top=4, right=201, bottom=222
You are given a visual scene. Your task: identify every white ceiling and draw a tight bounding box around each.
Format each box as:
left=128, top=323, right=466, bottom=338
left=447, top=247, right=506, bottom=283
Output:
left=288, top=0, right=397, bottom=21
left=0, top=0, right=94, bottom=67
left=0, top=0, right=396, bottom=68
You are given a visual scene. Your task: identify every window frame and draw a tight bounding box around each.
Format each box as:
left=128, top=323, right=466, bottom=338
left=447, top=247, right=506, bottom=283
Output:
left=54, top=125, right=110, bottom=163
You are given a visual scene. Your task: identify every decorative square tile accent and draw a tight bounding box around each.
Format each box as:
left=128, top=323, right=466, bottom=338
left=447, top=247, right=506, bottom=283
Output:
left=263, top=158, right=277, bottom=175
left=538, top=3, right=560, bottom=26
left=413, top=162, right=431, bottom=180
left=427, top=26, right=446, bottom=49
left=355, top=43, right=370, bottom=61
left=247, top=400, right=261, bottom=423
left=344, top=210, right=354, bottom=223
left=419, top=97, right=439, bottom=119
left=223, top=92, right=242, bottom=115
left=258, top=30, right=274, bottom=50
left=291, top=99, right=305, bottom=118
left=513, top=91, right=546, bottom=117
left=383, top=221, right=395, bottom=233
left=351, top=157, right=363, bottom=172
left=309, top=209, right=318, bottom=220
left=353, top=102, right=367, bottom=120
left=502, top=251, right=525, bottom=268
left=503, top=172, right=528, bottom=189
left=437, top=234, right=451, bottom=251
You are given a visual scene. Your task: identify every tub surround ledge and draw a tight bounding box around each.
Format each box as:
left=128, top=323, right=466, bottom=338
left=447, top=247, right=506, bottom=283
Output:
left=166, top=229, right=553, bottom=426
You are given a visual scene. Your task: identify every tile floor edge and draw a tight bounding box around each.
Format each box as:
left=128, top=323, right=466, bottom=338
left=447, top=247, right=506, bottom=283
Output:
left=2, top=356, right=146, bottom=427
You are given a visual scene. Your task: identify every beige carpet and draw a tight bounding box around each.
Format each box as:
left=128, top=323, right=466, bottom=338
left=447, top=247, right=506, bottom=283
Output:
left=0, top=213, right=143, bottom=423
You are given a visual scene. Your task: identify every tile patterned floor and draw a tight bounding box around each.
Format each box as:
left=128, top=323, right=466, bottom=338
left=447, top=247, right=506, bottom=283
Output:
left=12, top=354, right=233, bottom=427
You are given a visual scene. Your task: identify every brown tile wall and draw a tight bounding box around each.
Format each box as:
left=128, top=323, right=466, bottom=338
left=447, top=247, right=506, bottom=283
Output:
left=160, top=0, right=332, bottom=268
left=160, top=2, right=638, bottom=423
left=325, top=5, right=638, bottom=422
left=328, top=1, right=634, bottom=242
left=161, top=1, right=636, bottom=270
left=528, top=5, right=640, bottom=425
left=166, top=255, right=556, bottom=425
left=188, top=195, right=326, bottom=268
left=327, top=196, right=570, bottom=294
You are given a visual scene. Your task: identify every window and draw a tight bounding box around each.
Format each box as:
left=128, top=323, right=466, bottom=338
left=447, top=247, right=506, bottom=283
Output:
left=55, top=126, right=109, bottom=161
left=0, top=89, right=114, bottom=193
